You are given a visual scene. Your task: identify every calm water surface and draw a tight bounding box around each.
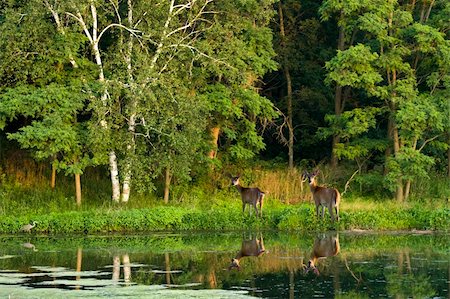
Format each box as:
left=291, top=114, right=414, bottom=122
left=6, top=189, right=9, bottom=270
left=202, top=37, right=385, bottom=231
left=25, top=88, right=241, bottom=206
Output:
left=0, top=231, right=448, bottom=298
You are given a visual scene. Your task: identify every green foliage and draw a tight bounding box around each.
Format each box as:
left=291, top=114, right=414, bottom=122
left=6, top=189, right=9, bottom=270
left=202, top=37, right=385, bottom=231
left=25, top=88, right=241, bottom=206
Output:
left=322, top=0, right=450, bottom=201
left=385, top=148, right=435, bottom=189
left=325, top=44, right=383, bottom=90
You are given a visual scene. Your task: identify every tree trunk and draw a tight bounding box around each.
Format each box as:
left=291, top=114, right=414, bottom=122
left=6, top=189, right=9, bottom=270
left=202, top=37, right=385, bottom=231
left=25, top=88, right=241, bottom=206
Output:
left=447, top=133, right=450, bottom=178
left=391, top=68, right=404, bottom=202
left=164, top=167, right=172, bottom=204
left=385, top=117, right=393, bottom=175
left=75, top=173, right=81, bottom=206
left=123, top=254, right=131, bottom=285
left=331, top=12, right=346, bottom=168
left=278, top=2, right=294, bottom=169
left=84, top=4, right=121, bottom=202
left=392, top=120, right=404, bottom=202
left=208, top=269, right=217, bottom=288
left=75, top=247, right=82, bottom=290
left=121, top=0, right=136, bottom=203
left=208, top=127, right=220, bottom=159
left=333, top=265, right=341, bottom=297
left=109, top=151, right=121, bottom=202
left=404, top=180, right=411, bottom=201
left=51, top=161, right=56, bottom=189
left=289, top=270, right=294, bottom=299
left=121, top=175, right=131, bottom=203
left=286, top=68, right=294, bottom=169
left=76, top=248, right=82, bottom=273
left=165, top=252, right=171, bottom=285
left=112, top=256, right=120, bottom=282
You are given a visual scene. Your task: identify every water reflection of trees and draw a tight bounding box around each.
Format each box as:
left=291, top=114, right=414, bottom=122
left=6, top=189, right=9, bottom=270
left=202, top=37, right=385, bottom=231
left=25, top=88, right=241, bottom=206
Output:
left=0, top=234, right=447, bottom=298
left=112, top=254, right=131, bottom=285
left=385, top=249, right=436, bottom=299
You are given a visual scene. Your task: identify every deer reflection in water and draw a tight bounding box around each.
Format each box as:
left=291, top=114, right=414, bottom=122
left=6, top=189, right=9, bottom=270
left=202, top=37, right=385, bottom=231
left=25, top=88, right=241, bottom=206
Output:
left=229, top=233, right=266, bottom=270
left=305, top=232, right=340, bottom=276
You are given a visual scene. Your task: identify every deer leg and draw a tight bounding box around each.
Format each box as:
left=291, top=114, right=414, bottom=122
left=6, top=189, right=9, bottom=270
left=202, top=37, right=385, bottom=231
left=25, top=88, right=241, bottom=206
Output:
left=253, top=202, right=259, bottom=217
left=335, top=205, right=339, bottom=222
left=259, top=195, right=264, bottom=218
left=321, top=205, right=325, bottom=219
left=315, top=204, right=320, bottom=218
left=242, top=202, right=246, bottom=214
left=328, top=204, right=334, bottom=222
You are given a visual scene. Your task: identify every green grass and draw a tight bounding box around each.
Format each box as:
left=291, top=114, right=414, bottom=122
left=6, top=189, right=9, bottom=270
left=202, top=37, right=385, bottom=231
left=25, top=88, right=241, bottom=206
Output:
left=0, top=171, right=448, bottom=234
left=0, top=192, right=448, bottom=233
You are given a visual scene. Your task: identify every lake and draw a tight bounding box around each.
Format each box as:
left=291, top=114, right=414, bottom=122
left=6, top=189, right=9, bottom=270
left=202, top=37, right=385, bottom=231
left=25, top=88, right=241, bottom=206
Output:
left=0, top=231, right=448, bottom=298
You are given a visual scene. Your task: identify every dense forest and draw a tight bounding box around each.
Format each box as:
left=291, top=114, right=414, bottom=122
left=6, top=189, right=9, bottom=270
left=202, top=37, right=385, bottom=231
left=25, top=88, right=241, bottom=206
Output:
left=0, top=0, right=449, bottom=210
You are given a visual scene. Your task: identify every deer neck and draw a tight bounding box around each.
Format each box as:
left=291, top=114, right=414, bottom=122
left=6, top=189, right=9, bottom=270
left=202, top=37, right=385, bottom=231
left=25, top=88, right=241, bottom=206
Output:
left=234, top=184, right=244, bottom=193
left=234, top=251, right=243, bottom=261
left=309, top=181, right=318, bottom=193
left=309, top=255, right=318, bottom=267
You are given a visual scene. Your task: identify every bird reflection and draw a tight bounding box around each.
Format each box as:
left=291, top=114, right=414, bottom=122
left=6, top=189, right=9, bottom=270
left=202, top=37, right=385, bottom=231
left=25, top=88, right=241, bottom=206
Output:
left=22, top=242, right=37, bottom=251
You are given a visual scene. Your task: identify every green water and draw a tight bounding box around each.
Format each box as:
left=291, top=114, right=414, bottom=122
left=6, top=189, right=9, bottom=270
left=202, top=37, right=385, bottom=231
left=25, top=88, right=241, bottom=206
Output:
left=0, top=231, right=448, bottom=298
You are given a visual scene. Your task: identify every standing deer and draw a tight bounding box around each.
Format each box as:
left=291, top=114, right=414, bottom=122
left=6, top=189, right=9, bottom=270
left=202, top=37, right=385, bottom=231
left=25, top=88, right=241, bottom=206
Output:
left=306, top=233, right=340, bottom=276
left=231, top=175, right=265, bottom=217
left=302, top=170, right=340, bottom=222
left=229, top=234, right=266, bottom=270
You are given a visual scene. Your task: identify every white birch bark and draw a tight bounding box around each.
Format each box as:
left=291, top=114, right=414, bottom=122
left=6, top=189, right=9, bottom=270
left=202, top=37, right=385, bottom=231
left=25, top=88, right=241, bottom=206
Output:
left=112, top=255, right=120, bottom=282
left=123, top=254, right=131, bottom=285
left=66, top=2, right=122, bottom=202
left=121, top=0, right=135, bottom=203
left=43, top=0, right=78, bottom=68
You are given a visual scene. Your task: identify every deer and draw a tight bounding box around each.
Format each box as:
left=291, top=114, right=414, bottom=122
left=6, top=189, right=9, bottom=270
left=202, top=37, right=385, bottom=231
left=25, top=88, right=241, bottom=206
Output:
left=302, top=170, right=340, bottom=222
left=229, top=234, right=266, bottom=270
left=305, top=233, right=340, bottom=276
left=231, top=175, right=265, bottom=217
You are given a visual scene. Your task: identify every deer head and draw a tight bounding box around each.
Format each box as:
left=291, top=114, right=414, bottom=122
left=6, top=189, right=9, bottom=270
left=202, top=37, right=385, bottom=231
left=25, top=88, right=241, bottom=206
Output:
left=228, top=258, right=241, bottom=271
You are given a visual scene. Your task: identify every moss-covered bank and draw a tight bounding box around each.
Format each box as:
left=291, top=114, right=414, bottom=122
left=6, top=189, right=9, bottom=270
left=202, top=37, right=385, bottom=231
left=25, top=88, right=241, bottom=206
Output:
left=1, top=203, right=448, bottom=234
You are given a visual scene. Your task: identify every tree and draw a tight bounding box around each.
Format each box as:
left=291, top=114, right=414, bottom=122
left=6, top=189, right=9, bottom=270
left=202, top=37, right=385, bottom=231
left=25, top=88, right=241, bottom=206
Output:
left=194, top=0, right=279, bottom=165
left=324, top=0, right=450, bottom=201
left=264, top=0, right=335, bottom=164
left=320, top=0, right=382, bottom=168
left=277, top=0, right=295, bottom=169
left=0, top=0, right=99, bottom=204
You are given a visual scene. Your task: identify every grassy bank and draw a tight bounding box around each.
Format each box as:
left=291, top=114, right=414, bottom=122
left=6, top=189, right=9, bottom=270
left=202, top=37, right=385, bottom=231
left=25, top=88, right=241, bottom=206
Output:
left=1, top=161, right=449, bottom=234
left=0, top=200, right=448, bottom=234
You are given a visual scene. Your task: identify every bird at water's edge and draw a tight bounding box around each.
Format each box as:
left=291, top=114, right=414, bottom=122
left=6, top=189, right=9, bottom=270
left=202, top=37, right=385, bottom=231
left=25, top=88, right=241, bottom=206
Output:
left=20, top=221, right=37, bottom=233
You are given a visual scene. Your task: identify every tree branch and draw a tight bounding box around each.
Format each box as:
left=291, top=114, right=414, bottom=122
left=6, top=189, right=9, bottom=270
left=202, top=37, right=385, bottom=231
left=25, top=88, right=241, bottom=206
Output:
left=97, top=23, right=142, bottom=45
left=342, top=169, right=359, bottom=196
left=168, top=44, right=235, bottom=69
left=418, top=134, right=441, bottom=152
left=66, top=11, right=93, bottom=44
